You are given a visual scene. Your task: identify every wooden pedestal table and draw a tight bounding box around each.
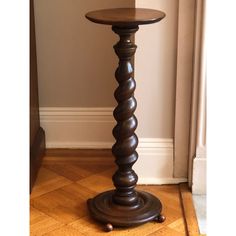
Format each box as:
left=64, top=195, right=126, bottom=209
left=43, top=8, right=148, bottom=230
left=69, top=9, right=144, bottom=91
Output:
left=85, top=8, right=166, bottom=232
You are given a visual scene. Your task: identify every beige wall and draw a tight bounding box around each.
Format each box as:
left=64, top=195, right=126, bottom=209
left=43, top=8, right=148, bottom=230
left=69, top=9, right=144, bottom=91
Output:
left=34, top=0, right=135, bottom=107
left=36, top=1, right=194, bottom=182
left=135, top=0, right=178, bottom=138
left=35, top=0, right=178, bottom=139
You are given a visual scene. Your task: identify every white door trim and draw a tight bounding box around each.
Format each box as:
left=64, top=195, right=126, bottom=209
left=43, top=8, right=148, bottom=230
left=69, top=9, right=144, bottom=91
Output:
left=190, top=0, right=206, bottom=193
left=173, top=0, right=196, bottom=178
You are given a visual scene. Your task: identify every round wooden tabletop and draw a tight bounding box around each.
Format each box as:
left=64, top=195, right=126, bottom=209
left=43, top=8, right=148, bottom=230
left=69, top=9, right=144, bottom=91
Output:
left=85, top=8, right=165, bottom=26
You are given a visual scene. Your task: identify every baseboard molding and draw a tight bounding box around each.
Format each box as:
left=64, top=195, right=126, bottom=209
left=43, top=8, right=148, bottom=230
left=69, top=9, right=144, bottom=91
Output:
left=192, top=157, right=206, bottom=194
left=135, top=138, right=176, bottom=184
left=40, top=107, right=114, bottom=149
left=45, top=142, right=113, bottom=149
left=138, top=177, right=187, bottom=185
left=40, top=107, right=178, bottom=184
left=40, top=107, right=175, bottom=149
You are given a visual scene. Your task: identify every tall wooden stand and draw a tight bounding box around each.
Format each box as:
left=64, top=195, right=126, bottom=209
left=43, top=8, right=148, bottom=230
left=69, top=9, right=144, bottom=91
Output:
left=85, top=8, right=166, bottom=231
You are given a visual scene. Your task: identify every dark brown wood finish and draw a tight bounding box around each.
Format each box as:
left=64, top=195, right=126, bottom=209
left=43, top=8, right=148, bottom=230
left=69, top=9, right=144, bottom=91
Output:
left=30, top=0, right=45, bottom=192
left=86, top=8, right=165, bottom=26
left=85, top=8, right=165, bottom=231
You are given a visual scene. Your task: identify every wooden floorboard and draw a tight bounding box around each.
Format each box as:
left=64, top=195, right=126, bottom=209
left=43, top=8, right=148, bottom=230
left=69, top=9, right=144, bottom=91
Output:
left=30, top=151, right=202, bottom=235
left=179, top=184, right=205, bottom=236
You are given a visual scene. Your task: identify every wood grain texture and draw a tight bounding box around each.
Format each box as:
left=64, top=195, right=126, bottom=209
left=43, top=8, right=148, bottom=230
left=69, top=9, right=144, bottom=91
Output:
left=30, top=206, right=63, bottom=236
left=43, top=225, right=85, bottom=236
left=30, top=151, right=202, bottom=235
left=86, top=8, right=165, bottom=26
left=179, top=183, right=201, bottom=236
left=30, top=167, right=72, bottom=199
left=85, top=9, right=167, bottom=227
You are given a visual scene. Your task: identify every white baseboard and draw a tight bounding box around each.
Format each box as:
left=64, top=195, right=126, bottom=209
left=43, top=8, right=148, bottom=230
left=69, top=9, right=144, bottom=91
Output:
left=192, top=157, right=206, bottom=194
left=192, top=145, right=206, bottom=194
left=134, top=138, right=185, bottom=184
left=40, top=107, right=184, bottom=184
left=137, top=178, right=187, bottom=185
left=40, top=107, right=115, bottom=149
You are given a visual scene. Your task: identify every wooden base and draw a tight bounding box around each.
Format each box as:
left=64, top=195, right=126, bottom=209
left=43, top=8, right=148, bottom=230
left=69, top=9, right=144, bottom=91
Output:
left=30, top=127, right=45, bottom=193
left=87, top=190, right=163, bottom=229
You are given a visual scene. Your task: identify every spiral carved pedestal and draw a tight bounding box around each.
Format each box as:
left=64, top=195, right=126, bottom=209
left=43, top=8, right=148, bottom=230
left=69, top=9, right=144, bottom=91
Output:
left=85, top=8, right=166, bottom=231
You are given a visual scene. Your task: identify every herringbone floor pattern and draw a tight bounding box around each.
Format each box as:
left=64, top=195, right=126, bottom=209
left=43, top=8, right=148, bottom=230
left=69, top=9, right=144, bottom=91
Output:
left=30, top=150, right=201, bottom=235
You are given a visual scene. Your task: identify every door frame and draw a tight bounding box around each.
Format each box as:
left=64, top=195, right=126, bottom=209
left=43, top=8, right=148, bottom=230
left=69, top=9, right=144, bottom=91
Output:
left=173, top=0, right=196, bottom=179
left=173, top=0, right=206, bottom=190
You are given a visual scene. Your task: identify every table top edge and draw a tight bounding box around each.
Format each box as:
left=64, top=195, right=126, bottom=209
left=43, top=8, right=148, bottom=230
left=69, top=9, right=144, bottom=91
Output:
left=85, top=8, right=166, bottom=26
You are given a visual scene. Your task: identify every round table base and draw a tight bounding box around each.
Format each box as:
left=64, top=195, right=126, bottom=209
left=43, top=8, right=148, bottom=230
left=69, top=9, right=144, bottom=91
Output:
left=87, top=190, right=163, bottom=229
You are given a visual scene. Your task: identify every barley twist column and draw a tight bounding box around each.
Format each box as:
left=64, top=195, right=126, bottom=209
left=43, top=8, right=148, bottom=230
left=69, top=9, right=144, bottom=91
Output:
left=85, top=8, right=166, bottom=231
left=112, top=26, right=139, bottom=206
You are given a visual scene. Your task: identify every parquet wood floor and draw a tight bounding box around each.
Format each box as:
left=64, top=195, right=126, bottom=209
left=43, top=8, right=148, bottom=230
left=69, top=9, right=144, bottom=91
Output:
left=30, top=150, right=203, bottom=235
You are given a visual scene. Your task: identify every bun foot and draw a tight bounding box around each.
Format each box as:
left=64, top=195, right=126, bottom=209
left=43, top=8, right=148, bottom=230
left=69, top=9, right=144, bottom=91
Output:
left=104, top=223, right=113, bottom=232
left=154, top=214, right=166, bottom=223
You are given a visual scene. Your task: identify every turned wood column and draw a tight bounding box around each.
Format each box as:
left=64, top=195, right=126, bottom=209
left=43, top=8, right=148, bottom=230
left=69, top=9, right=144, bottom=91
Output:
left=85, top=8, right=166, bottom=231
left=112, top=26, right=139, bottom=207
